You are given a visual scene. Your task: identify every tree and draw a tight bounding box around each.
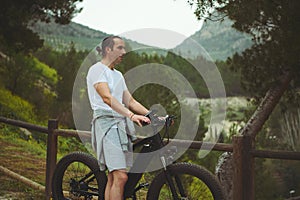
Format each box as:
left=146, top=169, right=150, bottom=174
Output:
left=188, top=0, right=300, bottom=199
left=34, top=43, right=88, bottom=127
left=0, top=0, right=83, bottom=54
left=189, top=0, right=300, bottom=95
left=0, top=53, right=58, bottom=120
left=52, top=43, right=88, bottom=127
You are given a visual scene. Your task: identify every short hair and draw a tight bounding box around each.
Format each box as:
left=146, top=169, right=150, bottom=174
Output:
left=96, top=36, right=122, bottom=57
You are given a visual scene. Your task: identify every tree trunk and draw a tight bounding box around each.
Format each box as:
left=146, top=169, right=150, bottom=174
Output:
left=239, top=73, right=292, bottom=138
left=216, top=72, right=292, bottom=199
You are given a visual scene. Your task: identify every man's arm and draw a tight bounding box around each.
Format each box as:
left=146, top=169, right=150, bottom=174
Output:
left=95, top=83, right=150, bottom=126
left=123, top=90, right=149, bottom=115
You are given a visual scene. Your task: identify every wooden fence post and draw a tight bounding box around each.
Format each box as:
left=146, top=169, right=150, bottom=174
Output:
left=233, top=135, right=255, bottom=200
left=45, top=119, right=58, bottom=200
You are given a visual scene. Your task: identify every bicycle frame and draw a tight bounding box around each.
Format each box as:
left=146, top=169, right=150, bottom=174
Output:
left=124, top=132, right=165, bottom=198
left=70, top=131, right=168, bottom=199
left=52, top=113, right=225, bottom=200
left=123, top=115, right=182, bottom=199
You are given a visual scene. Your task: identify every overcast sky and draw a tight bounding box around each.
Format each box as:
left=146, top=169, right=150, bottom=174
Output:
left=72, top=0, right=203, bottom=48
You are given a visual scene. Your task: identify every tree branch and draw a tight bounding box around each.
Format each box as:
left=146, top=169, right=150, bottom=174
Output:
left=240, top=71, right=292, bottom=138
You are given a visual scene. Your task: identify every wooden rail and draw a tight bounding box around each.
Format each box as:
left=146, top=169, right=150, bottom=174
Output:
left=0, top=116, right=299, bottom=199
left=0, top=165, right=45, bottom=192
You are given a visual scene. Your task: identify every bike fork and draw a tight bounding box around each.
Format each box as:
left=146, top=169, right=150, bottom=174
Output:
left=161, top=156, right=180, bottom=200
left=161, top=156, right=187, bottom=200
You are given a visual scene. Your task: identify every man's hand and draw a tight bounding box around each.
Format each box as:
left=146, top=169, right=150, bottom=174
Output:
left=131, top=114, right=151, bottom=127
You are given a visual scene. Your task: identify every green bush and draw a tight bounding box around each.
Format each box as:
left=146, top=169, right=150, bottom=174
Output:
left=0, top=88, right=36, bottom=122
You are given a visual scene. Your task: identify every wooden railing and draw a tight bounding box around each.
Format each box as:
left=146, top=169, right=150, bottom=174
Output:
left=0, top=116, right=299, bottom=200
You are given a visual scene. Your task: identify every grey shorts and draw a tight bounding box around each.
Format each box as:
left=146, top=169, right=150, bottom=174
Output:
left=103, top=128, right=133, bottom=172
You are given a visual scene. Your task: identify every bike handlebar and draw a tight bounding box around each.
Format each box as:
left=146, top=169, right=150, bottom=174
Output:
left=142, top=110, right=176, bottom=127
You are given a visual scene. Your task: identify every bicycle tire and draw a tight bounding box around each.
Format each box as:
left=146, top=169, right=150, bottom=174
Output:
left=52, top=152, right=106, bottom=200
left=147, top=162, right=225, bottom=200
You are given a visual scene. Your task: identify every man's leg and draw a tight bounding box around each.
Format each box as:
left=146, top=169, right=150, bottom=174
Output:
left=109, top=170, right=128, bottom=200
left=105, top=172, right=113, bottom=200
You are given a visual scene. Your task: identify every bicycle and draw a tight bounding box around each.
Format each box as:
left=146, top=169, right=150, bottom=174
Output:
left=52, top=111, right=225, bottom=199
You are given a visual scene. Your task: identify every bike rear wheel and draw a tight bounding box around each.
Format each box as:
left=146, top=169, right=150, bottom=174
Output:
left=147, top=162, right=225, bottom=200
left=52, top=152, right=106, bottom=200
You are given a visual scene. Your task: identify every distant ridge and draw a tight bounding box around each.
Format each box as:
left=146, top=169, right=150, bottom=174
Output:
left=31, top=17, right=253, bottom=60
left=174, top=17, right=253, bottom=61
left=30, top=20, right=147, bottom=51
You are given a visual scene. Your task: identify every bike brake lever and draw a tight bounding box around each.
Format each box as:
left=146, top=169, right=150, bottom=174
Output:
left=165, top=115, right=176, bottom=127
left=141, top=110, right=155, bottom=126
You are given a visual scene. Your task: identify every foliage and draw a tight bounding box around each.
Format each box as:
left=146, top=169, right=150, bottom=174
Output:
left=189, top=0, right=300, bottom=100
left=187, top=2, right=300, bottom=197
left=280, top=108, right=300, bottom=151
left=57, top=137, right=88, bottom=158
left=0, top=88, right=36, bottom=122
left=34, top=43, right=89, bottom=127
left=230, top=99, right=300, bottom=199
left=215, top=60, right=246, bottom=96
left=0, top=53, right=58, bottom=120
left=32, top=56, right=58, bottom=85
left=0, top=0, right=83, bottom=54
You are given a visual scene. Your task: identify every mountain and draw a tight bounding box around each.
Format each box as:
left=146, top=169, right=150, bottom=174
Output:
left=31, top=17, right=253, bottom=61
left=174, top=17, right=253, bottom=61
left=30, top=20, right=146, bottom=51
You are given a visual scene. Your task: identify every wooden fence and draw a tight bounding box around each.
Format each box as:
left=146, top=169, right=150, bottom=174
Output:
left=0, top=116, right=300, bottom=200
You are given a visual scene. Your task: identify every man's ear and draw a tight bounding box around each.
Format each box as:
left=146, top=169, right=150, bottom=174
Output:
left=105, top=46, right=112, bottom=53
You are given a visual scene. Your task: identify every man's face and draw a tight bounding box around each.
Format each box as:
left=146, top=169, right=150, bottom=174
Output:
left=108, top=38, right=126, bottom=65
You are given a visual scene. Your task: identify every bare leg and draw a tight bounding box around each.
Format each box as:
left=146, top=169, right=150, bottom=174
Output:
left=105, top=172, right=113, bottom=200
left=109, top=170, right=128, bottom=200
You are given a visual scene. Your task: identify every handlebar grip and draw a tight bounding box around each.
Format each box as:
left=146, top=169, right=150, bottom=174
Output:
left=141, top=120, right=149, bottom=126
left=141, top=110, right=174, bottom=127
left=141, top=111, right=152, bottom=126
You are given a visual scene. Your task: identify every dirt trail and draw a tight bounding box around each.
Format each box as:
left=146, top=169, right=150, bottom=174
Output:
left=0, top=138, right=46, bottom=199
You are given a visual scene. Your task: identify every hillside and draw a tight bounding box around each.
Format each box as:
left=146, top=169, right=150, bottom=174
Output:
left=30, top=20, right=147, bottom=51
left=175, top=17, right=253, bottom=61
left=31, top=17, right=253, bottom=61
left=0, top=129, right=46, bottom=199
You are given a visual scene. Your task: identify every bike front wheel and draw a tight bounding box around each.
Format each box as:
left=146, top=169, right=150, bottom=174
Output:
left=147, top=162, right=225, bottom=200
left=52, top=152, right=106, bottom=200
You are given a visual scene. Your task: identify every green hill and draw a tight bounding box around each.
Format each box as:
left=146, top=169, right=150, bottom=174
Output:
left=30, top=17, right=252, bottom=61
left=30, top=20, right=107, bottom=51
left=30, top=20, right=147, bottom=51
left=175, top=17, right=253, bottom=61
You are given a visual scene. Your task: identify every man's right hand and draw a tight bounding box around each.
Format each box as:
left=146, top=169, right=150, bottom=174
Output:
left=131, top=114, right=151, bottom=127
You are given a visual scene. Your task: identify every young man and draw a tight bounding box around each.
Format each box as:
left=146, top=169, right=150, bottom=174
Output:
left=86, top=36, right=150, bottom=200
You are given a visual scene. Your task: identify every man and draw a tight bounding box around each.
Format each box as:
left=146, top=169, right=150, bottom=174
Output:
left=86, top=36, right=150, bottom=200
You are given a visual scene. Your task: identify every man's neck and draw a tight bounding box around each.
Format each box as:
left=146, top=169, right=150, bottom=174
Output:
left=101, top=59, right=115, bottom=70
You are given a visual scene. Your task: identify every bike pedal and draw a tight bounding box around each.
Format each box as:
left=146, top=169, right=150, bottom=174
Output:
left=139, top=182, right=149, bottom=188
left=134, top=182, right=150, bottom=192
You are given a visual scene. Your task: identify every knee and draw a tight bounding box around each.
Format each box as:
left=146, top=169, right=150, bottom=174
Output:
left=106, top=173, right=113, bottom=185
left=113, top=171, right=128, bottom=185
left=117, top=172, right=128, bottom=184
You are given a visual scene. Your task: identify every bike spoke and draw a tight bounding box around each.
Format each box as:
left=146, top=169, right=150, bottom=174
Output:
left=52, top=152, right=105, bottom=200
left=61, top=161, right=99, bottom=199
left=156, top=173, right=215, bottom=199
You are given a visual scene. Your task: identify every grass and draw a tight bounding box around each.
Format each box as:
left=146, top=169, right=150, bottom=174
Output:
left=0, top=172, right=45, bottom=199
left=0, top=127, right=47, bottom=199
left=0, top=124, right=88, bottom=199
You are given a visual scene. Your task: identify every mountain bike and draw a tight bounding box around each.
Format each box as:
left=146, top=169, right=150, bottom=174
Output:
left=52, top=111, right=225, bottom=199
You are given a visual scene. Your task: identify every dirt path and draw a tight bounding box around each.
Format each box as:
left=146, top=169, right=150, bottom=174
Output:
left=0, top=137, right=46, bottom=199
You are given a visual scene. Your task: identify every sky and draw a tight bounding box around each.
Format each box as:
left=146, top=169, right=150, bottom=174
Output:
left=72, top=0, right=203, bottom=48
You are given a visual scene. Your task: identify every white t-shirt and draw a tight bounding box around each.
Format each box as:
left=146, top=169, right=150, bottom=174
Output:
left=86, top=62, right=128, bottom=111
